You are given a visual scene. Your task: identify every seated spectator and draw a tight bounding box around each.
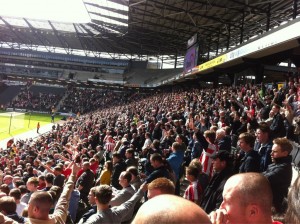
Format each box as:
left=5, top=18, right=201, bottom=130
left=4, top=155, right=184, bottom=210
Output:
left=132, top=194, right=211, bottom=224
left=126, top=166, right=142, bottom=191
left=0, top=196, right=26, bottom=223
left=95, top=160, right=113, bottom=186
left=85, top=184, right=147, bottom=224
left=125, top=148, right=138, bottom=168
left=184, top=165, right=203, bottom=205
left=9, top=188, right=27, bottom=216
left=263, top=137, right=293, bottom=214
left=111, top=152, right=127, bottom=190
left=147, top=177, right=175, bottom=199
left=209, top=173, right=274, bottom=224
left=110, top=171, right=135, bottom=207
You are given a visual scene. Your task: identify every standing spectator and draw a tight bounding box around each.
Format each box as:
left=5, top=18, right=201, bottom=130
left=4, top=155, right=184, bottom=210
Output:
left=166, top=142, right=184, bottom=195
left=216, top=128, right=231, bottom=153
left=21, top=177, right=39, bottom=204
left=126, top=166, right=142, bottom=191
left=9, top=188, right=27, bottom=217
left=238, top=133, right=260, bottom=173
left=199, top=130, right=218, bottom=177
left=263, top=137, right=293, bottom=214
left=270, top=104, right=285, bottom=138
left=53, top=166, right=65, bottom=188
left=125, top=148, right=138, bottom=168
left=254, top=122, right=273, bottom=172
left=37, top=122, right=40, bottom=134
left=76, top=162, right=95, bottom=205
left=111, top=152, right=126, bottom=190
left=78, top=187, right=97, bottom=224
left=184, top=165, right=203, bottom=205
left=200, top=150, right=233, bottom=214
left=96, top=160, right=113, bottom=186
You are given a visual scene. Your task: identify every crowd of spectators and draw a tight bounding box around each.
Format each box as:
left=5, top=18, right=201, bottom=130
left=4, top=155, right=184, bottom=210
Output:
left=9, top=85, right=62, bottom=112
left=0, top=74, right=299, bottom=223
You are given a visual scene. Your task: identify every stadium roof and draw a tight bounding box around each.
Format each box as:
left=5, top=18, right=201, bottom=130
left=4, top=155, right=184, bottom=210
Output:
left=0, top=0, right=299, bottom=58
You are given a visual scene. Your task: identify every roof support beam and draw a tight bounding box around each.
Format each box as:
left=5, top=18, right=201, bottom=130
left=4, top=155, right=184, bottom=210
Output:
left=0, top=17, right=32, bottom=50
left=48, top=21, right=71, bottom=54
left=23, top=19, right=54, bottom=53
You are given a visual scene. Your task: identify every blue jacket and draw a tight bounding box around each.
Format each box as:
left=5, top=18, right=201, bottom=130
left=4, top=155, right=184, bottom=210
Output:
left=167, top=150, right=184, bottom=180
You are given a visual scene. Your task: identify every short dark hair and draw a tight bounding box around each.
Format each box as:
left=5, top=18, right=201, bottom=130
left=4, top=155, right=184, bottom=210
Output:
left=45, top=173, right=55, bottom=184
left=257, top=122, right=270, bottom=135
left=239, top=132, right=255, bottom=148
left=0, top=196, right=16, bottom=214
left=150, top=153, right=163, bottom=163
left=121, top=171, right=132, bottom=183
left=186, top=165, right=199, bottom=178
left=273, top=138, right=293, bottom=154
left=9, top=188, right=22, bottom=200
left=94, top=185, right=113, bottom=205
left=127, top=166, right=139, bottom=177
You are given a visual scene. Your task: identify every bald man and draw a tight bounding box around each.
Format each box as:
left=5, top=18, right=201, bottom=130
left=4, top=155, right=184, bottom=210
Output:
left=132, top=195, right=211, bottom=224
left=209, top=173, right=273, bottom=224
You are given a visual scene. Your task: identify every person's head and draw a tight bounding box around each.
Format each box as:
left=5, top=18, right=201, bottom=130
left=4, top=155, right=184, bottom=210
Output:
left=9, top=188, right=22, bottom=202
left=48, top=186, right=62, bottom=204
left=45, top=173, right=55, bottom=185
left=88, top=187, right=97, bottom=206
left=104, top=160, right=113, bottom=172
left=150, top=153, right=163, bottom=169
left=212, top=150, right=231, bottom=172
left=285, top=175, right=300, bottom=223
left=28, top=191, right=53, bottom=220
left=204, top=130, right=216, bottom=144
left=171, top=142, right=181, bottom=152
left=125, top=148, right=134, bottom=159
left=220, top=173, right=273, bottom=224
left=175, top=134, right=184, bottom=144
left=26, top=177, right=39, bottom=192
left=2, top=175, right=13, bottom=186
left=271, top=104, right=281, bottom=114
left=82, top=162, right=90, bottom=171
left=147, top=178, right=175, bottom=199
left=238, top=132, right=255, bottom=152
left=126, top=166, right=139, bottom=181
left=0, top=196, right=16, bottom=215
left=256, top=122, right=271, bottom=144
left=271, top=138, right=293, bottom=163
left=189, top=158, right=203, bottom=173
left=132, top=195, right=211, bottom=224
left=0, top=184, right=9, bottom=195
left=216, top=129, right=225, bottom=140
left=112, top=152, right=122, bottom=164
left=53, top=166, right=62, bottom=176
left=94, top=185, right=113, bottom=206
left=186, top=165, right=199, bottom=182
left=118, top=171, right=132, bottom=188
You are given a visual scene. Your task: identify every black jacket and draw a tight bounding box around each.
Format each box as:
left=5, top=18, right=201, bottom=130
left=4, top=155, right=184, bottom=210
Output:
left=263, top=156, right=292, bottom=213
left=239, top=149, right=261, bottom=173
left=200, top=167, right=233, bottom=214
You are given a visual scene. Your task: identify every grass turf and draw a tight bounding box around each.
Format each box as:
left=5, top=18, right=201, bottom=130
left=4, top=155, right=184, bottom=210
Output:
left=0, top=112, right=63, bottom=140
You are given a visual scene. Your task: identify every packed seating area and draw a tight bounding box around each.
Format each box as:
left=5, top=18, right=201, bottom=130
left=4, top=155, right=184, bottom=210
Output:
left=0, top=74, right=299, bottom=223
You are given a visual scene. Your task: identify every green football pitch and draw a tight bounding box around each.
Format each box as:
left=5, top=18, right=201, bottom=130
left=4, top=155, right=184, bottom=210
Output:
left=0, top=112, right=63, bottom=140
